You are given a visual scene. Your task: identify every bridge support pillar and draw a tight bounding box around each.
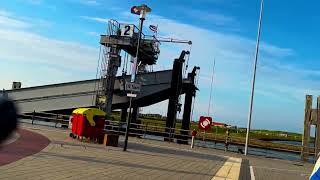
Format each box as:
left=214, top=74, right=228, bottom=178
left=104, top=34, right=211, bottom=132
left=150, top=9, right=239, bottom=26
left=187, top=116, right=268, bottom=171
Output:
left=120, top=108, right=127, bottom=122
left=177, top=90, right=193, bottom=144
left=178, top=66, right=198, bottom=144
left=104, top=45, right=121, bottom=118
left=131, top=107, right=139, bottom=124
left=165, top=51, right=187, bottom=141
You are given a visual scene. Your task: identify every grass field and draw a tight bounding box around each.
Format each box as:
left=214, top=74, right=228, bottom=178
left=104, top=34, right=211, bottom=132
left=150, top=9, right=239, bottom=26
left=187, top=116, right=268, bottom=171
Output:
left=110, top=112, right=304, bottom=142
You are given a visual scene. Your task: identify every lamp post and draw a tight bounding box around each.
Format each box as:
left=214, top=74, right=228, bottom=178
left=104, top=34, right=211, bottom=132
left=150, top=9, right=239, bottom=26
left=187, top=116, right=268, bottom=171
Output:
left=130, top=4, right=152, bottom=83
left=123, top=4, right=151, bottom=152
left=244, top=0, right=264, bottom=156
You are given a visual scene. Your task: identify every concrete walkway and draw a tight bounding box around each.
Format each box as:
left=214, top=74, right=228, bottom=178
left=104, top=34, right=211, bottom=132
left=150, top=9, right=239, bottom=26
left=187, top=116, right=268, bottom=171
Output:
left=0, top=123, right=314, bottom=180
left=0, top=124, right=242, bottom=180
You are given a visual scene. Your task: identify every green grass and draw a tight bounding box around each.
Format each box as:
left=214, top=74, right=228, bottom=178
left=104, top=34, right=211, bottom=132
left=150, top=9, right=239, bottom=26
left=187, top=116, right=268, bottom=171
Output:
left=110, top=112, right=303, bottom=141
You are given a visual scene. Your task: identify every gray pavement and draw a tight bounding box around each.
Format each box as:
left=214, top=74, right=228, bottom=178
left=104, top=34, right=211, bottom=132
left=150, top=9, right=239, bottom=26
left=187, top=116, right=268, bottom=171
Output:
left=0, top=124, right=242, bottom=180
left=0, top=123, right=314, bottom=180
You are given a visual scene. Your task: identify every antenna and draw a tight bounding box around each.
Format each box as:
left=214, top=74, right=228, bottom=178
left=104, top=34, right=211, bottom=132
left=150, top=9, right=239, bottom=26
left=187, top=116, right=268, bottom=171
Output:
left=208, top=58, right=216, bottom=116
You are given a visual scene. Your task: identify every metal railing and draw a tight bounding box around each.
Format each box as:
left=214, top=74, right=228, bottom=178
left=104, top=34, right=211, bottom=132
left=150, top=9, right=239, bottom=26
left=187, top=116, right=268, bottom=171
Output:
left=103, top=120, right=192, bottom=143
left=21, top=111, right=69, bottom=128
left=107, top=19, right=159, bottom=52
left=108, top=19, right=121, bottom=36
left=19, top=115, right=312, bottom=161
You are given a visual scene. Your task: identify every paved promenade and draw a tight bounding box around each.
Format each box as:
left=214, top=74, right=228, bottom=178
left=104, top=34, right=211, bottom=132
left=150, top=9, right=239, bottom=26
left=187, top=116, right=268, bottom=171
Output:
left=0, top=123, right=314, bottom=180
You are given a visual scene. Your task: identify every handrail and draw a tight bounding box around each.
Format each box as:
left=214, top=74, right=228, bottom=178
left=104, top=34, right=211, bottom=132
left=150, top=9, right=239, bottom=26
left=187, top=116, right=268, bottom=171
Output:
left=21, top=111, right=70, bottom=127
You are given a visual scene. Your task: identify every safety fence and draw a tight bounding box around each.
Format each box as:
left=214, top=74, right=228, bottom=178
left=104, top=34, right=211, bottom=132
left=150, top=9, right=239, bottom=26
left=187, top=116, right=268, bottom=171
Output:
left=19, top=113, right=312, bottom=161
left=20, top=111, right=69, bottom=128
left=104, top=120, right=191, bottom=143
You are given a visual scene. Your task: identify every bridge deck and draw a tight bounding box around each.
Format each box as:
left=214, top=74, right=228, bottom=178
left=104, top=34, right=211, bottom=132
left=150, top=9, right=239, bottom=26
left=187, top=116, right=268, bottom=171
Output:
left=4, top=70, right=191, bottom=113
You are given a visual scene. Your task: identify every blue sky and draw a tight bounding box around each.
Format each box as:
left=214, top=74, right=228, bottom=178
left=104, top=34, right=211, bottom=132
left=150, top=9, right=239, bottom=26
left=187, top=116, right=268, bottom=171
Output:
left=1, top=0, right=320, bottom=133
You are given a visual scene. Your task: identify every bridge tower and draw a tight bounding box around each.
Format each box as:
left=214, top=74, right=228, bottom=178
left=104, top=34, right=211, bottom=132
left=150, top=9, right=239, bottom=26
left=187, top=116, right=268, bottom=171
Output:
left=96, top=19, right=160, bottom=119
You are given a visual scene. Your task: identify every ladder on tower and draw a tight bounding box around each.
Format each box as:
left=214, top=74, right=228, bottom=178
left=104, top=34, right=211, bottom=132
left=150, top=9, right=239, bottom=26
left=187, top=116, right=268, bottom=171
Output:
left=95, top=20, right=122, bottom=109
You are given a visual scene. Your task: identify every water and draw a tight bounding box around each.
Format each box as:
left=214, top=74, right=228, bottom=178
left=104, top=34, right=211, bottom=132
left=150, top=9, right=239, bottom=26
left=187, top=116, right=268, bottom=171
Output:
left=143, top=135, right=315, bottom=162
left=194, top=140, right=308, bottom=161
left=272, top=140, right=315, bottom=148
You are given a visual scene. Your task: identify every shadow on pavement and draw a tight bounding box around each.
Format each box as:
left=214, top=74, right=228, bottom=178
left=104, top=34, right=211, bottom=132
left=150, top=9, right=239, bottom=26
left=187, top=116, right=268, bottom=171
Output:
left=35, top=151, right=215, bottom=177
left=123, top=141, right=228, bottom=162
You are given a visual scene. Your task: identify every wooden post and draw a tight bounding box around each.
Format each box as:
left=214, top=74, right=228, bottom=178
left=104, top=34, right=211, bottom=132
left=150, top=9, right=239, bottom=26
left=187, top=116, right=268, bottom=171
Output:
left=315, top=96, right=320, bottom=160
left=302, top=95, right=312, bottom=161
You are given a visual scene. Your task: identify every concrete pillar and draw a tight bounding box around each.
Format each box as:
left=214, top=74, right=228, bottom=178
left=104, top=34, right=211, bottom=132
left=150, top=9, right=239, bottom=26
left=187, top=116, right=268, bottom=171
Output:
left=302, top=95, right=312, bottom=161
left=120, top=108, right=127, bottom=122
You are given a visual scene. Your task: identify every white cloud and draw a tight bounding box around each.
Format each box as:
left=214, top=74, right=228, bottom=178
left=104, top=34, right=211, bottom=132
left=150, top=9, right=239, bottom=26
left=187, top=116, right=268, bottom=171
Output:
left=0, top=10, right=52, bottom=29
left=0, top=15, right=31, bottom=28
left=26, top=0, right=42, bottom=5
left=86, top=31, right=100, bottom=37
left=174, top=7, right=236, bottom=27
left=80, top=16, right=109, bottom=23
left=0, top=13, right=99, bottom=89
left=0, top=10, right=12, bottom=16
left=0, top=29, right=98, bottom=71
left=81, top=0, right=99, bottom=6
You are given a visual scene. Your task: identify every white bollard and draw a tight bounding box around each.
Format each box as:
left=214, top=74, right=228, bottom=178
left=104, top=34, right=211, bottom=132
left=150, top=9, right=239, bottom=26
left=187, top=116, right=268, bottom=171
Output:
left=191, top=135, right=195, bottom=149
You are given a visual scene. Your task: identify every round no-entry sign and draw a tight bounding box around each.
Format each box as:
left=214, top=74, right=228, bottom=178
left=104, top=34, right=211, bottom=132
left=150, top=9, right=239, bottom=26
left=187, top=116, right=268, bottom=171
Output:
left=198, top=116, right=212, bottom=131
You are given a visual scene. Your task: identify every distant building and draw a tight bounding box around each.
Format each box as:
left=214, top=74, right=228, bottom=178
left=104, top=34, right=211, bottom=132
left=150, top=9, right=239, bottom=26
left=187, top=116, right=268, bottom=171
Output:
left=212, top=122, right=227, bottom=128
left=139, top=113, right=163, bottom=119
left=279, top=132, right=288, bottom=138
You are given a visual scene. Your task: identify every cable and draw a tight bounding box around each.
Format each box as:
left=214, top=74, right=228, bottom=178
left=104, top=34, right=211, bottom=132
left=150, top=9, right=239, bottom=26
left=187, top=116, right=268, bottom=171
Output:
left=92, top=46, right=102, bottom=105
left=184, top=44, right=192, bottom=78
left=190, top=68, right=200, bottom=123
left=208, top=58, right=216, bottom=116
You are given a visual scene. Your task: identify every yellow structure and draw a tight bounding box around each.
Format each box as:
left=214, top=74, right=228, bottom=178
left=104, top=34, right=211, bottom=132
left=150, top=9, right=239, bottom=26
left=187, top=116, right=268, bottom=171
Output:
left=72, top=108, right=106, bottom=127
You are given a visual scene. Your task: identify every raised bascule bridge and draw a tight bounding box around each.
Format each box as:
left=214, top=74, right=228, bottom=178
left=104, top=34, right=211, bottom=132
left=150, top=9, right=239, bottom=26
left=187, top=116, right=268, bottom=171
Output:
left=3, top=17, right=200, bottom=144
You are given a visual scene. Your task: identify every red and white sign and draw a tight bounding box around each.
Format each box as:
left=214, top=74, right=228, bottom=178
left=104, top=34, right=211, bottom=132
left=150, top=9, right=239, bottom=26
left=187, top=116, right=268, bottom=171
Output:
left=198, top=116, right=212, bottom=131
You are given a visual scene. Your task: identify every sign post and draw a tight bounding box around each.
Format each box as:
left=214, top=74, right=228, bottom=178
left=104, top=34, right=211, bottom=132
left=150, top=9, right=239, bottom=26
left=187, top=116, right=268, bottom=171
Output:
left=123, top=4, right=152, bottom=152
left=198, top=116, right=212, bottom=142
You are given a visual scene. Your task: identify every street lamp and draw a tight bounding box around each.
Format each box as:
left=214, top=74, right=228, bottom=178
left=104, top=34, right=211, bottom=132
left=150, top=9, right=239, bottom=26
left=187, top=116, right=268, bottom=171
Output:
left=130, top=4, right=152, bottom=83
left=123, top=4, right=152, bottom=151
left=244, top=0, right=264, bottom=156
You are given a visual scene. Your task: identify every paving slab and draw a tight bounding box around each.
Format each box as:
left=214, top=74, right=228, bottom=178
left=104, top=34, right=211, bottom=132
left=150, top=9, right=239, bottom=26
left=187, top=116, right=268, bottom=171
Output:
left=0, top=124, right=240, bottom=180
left=0, top=123, right=314, bottom=180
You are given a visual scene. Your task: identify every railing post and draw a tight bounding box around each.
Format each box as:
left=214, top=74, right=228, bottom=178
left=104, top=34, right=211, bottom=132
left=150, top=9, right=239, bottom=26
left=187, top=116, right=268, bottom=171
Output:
left=31, top=110, right=35, bottom=125
left=144, top=122, right=148, bottom=138
left=55, top=114, right=59, bottom=128
left=168, top=127, right=172, bottom=142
